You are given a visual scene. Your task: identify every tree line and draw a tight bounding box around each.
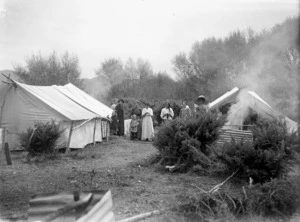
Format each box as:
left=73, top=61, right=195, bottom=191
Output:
left=13, top=17, right=299, bottom=120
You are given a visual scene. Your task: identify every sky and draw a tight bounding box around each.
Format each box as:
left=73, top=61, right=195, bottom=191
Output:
left=0, top=0, right=299, bottom=79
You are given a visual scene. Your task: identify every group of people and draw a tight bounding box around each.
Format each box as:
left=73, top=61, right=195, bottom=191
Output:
left=110, top=95, right=209, bottom=141
left=111, top=99, right=154, bottom=141
left=160, top=95, right=209, bottom=121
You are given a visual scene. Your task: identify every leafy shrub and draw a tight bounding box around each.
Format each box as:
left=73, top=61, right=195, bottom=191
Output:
left=19, top=120, right=64, bottom=158
left=176, top=189, right=244, bottom=220
left=186, top=112, right=226, bottom=155
left=176, top=178, right=299, bottom=221
left=217, top=118, right=298, bottom=184
left=153, top=112, right=223, bottom=172
left=245, top=178, right=299, bottom=217
left=252, top=117, right=298, bottom=152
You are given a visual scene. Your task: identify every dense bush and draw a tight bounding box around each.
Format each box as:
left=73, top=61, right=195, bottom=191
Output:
left=153, top=112, right=223, bottom=172
left=245, top=178, right=299, bottom=217
left=252, top=117, right=298, bottom=152
left=217, top=118, right=298, bottom=184
left=122, top=97, right=138, bottom=119
left=176, top=189, right=244, bottom=220
left=186, top=113, right=226, bottom=155
left=176, top=178, right=299, bottom=220
left=19, top=120, right=64, bottom=157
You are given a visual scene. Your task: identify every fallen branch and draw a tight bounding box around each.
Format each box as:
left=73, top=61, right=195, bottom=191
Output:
left=118, top=210, right=162, bottom=222
left=191, top=184, right=208, bottom=193
left=209, top=168, right=240, bottom=193
left=192, top=168, right=240, bottom=194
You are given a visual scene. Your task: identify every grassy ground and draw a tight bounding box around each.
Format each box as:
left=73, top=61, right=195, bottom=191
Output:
left=0, top=136, right=299, bottom=222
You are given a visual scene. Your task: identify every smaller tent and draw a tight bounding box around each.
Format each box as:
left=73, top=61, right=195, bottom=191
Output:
left=0, top=80, right=113, bottom=150
left=208, top=87, right=298, bottom=133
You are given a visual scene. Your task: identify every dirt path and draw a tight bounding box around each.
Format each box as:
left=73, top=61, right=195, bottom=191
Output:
left=1, top=137, right=299, bottom=222
left=0, top=136, right=159, bottom=220
left=0, top=136, right=222, bottom=221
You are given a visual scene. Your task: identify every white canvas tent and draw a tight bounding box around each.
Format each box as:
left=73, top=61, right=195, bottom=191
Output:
left=208, top=87, right=298, bottom=133
left=0, top=80, right=113, bottom=150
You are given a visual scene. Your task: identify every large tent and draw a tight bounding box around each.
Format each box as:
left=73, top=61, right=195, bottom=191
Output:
left=0, top=80, right=113, bottom=150
left=208, top=87, right=298, bottom=133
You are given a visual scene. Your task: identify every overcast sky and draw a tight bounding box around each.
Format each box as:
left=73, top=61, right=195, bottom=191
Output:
left=0, top=0, right=298, bottom=79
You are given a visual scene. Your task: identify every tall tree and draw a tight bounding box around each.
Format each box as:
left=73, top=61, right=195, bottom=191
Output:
left=14, top=51, right=82, bottom=87
left=95, top=58, right=126, bottom=85
left=136, top=58, right=153, bottom=81
left=124, top=57, right=138, bottom=80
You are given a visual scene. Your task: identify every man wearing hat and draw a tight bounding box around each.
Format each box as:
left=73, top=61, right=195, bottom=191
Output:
left=116, top=99, right=125, bottom=136
left=194, top=95, right=209, bottom=117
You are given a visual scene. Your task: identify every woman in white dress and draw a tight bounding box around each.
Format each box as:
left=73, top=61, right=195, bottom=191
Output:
left=160, top=103, right=174, bottom=122
left=141, top=103, right=154, bottom=141
left=110, top=98, right=118, bottom=135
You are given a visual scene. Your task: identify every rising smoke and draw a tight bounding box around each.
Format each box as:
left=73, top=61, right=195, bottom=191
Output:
left=224, top=90, right=251, bottom=129
left=226, top=17, right=299, bottom=127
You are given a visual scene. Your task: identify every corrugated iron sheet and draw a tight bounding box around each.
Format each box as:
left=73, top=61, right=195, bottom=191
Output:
left=216, top=129, right=253, bottom=146
left=28, top=190, right=115, bottom=222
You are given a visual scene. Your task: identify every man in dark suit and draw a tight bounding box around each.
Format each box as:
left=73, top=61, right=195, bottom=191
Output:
left=116, top=99, right=125, bottom=136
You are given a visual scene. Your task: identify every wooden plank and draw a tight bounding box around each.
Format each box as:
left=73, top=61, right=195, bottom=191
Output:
left=4, top=142, right=12, bottom=165
left=0, top=128, right=6, bottom=164
left=118, top=210, right=161, bottom=222
left=220, top=137, right=252, bottom=140
left=106, top=121, right=109, bottom=142
left=221, top=132, right=252, bottom=136
left=93, top=119, right=97, bottom=146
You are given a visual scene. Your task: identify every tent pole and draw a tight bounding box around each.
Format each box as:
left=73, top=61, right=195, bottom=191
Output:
left=66, top=121, right=74, bottom=153
left=0, top=127, right=5, bottom=164
left=93, top=118, right=97, bottom=146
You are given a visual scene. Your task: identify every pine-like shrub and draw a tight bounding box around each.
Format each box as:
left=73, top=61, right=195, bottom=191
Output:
left=176, top=189, right=244, bottom=220
left=176, top=178, right=299, bottom=220
left=186, top=112, right=225, bottom=155
left=245, top=178, right=299, bottom=217
left=217, top=117, right=298, bottom=183
left=252, top=117, right=298, bottom=153
left=19, top=120, right=64, bottom=157
left=153, top=112, right=223, bottom=172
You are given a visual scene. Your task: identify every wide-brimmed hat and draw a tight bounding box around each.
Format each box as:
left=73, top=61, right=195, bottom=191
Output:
left=118, top=99, right=124, bottom=103
left=197, top=95, right=206, bottom=101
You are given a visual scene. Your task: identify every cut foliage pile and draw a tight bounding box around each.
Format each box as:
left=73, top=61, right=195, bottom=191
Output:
left=153, top=112, right=224, bottom=172
left=217, top=117, right=298, bottom=184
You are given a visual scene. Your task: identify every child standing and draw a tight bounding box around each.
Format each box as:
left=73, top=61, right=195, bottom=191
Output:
left=130, top=114, right=139, bottom=140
